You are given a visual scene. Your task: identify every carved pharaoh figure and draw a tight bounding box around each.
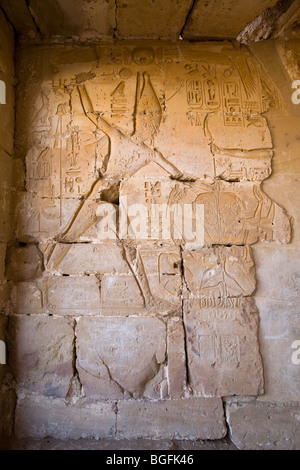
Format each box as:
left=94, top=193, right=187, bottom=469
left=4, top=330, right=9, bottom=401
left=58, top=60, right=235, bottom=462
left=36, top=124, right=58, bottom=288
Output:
left=46, top=74, right=190, bottom=311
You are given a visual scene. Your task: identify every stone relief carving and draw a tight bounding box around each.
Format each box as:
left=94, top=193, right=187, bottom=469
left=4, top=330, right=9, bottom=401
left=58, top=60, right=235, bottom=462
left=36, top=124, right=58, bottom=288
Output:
left=14, top=43, right=291, bottom=399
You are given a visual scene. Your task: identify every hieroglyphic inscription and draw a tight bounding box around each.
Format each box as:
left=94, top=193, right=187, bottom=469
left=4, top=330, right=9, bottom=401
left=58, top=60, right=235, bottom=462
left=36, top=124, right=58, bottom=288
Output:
left=17, top=43, right=290, bottom=402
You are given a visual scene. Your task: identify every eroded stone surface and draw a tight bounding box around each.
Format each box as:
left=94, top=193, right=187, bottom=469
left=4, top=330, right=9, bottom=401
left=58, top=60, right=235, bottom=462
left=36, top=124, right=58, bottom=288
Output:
left=0, top=386, right=15, bottom=437
left=0, top=11, right=14, bottom=157
left=255, top=297, right=300, bottom=402
left=122, top=175, right=290, bottom=246
left=115, top=0, right=193, bottom=39
left=182, top=246, right=256, bottom=298
left=76, top=317, right=166, bottom=399
left=167, top=318, right=187, bottom=399
left=100, top=274, right=145, bottom=315
left=8, top=315, right=74, bottom=398
left=15, top=393, right=116, bottom=439
left=6, top=244, right=44, bottom=282
left=184, top=298, right=264, bottom=397
left=12, top=275, right=101, bottom=315
left=183, top=0, right=278, bottom=40
left=47, top=242, right=130, bottom=275
left=0, top=316, right=8, bottom=382
left=226, top=400, right=300, bottom=450
left=117, top=398, right=227, bottom=440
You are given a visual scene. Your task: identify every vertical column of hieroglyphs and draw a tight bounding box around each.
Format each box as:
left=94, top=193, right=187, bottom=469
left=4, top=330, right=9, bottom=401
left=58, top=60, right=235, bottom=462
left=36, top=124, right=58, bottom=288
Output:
left=10, top=41, right=291, bottom=438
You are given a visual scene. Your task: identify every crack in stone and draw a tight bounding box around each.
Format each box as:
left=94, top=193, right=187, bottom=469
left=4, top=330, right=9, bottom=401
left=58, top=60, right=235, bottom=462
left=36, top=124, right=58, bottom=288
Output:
left=25, top=0, right=42, bottom=36
left=87, top=332, right=129, bottom=397
left=222, top=398, right=232, bottom=441
left=179, top=0, right=198, bottom=39
left=179, top=245, right=191, bottom=389
left=66, top=318, right=83, bottom=404
left=113, top=0, right=118, bottom=38
left=114, top=400, right=118, bottom=437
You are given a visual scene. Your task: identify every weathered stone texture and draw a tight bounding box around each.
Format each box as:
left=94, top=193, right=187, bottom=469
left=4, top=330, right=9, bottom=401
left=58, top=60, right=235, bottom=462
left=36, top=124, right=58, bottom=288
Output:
left=226, top=401, right=300, bottom=450
left=183, top=0, right=278, bottom=40
left=0, top=386, right=16, bottom=437
left=13, top=274, right=101, bottom=315
left=3, top=34, right=297, bottom=446
left=167, top=318, right=187, bottom=399
left=182, top=246, right=256, bottom=298
left=117, top=398, right=227, bottom=440
left=116, top=0, right=194, bottom=39
left=76, top=317, right=166, bottom=399
left=8, top=315, right=74, bottom=398
left=253, top=245, right=300, bottom=302
left=122, top=176, right=290, bottom=246
left=6, top=244, right=44, bottom=282
left=47, top=242, right=130, bottom=275
left=100, top=274, right=145, bottom=315
left=184, top=298, right=264, bottom=397
left=15, top=393, right=116, bottom=440
left=0, top=315, right=8, bottom=381
left=276, top=38, right=300, bottom=81
left=255, top=297, right=300, bottom=402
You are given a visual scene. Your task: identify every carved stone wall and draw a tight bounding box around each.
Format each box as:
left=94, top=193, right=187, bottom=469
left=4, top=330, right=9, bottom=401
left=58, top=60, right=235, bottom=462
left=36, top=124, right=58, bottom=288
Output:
left=3, top=38, right=299, bottom=446
left=0, top=9, right=16, bottom=439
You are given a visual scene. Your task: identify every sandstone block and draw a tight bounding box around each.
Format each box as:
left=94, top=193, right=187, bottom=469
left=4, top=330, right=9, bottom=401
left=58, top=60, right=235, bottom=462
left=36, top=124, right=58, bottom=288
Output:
left=0, top=151, right=13, bottom=190
left=139, top=247, right=182, bottom=307
left=276, top=38, right=300, bottom=81
left=116, top=1, right=193, bottom=39
left=15, top=393, right=116, bottom=439
left=76, top=317, right=166, bottom=399
left=0, top=243, right=6, bottom=280
left=0, top=315, right=8, bottom=382
left=182, top=0, right=278, bottom=40
left=14, top=275, right=101, bottom=315
left=6, top=243, right=44, bottom=281
left=47, top=242, right=130, bottom=275
left=182, top=246, right=256, bottom=298
left=99, top=246, right=182, bottom=315
left=0, top=386, right=15, bottom=437
left=0, top=315, right=7, bottom=339
left=0, top=10, right=14, bottom=156
left=47, top=275, right=100, bottom=315
left=226, top=400, right=300, bottom=450
left=27, top=0, right=116, bottom=36
left=8, top=315, right=74, bottom=398
left=117, top=398, right=227, bottom=440
left=184, top=298, right=264, bottom=397
left=0, top=187, right=13, bottom=243
left=12, top=281, right=45, bottom=314
left=167, top=317, right=187, bottom=399
left=0, top=281, right=11, bottom=313
left=253, top=245, right=300, bottom=302
left=255, top=297, right=300, bottom=402
left=100, top=274, right=145, bottom=315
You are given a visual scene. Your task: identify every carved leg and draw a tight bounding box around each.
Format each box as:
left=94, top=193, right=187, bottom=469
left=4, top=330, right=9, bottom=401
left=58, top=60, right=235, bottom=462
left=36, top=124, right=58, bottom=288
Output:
left=123, top=245, right=153, bottom=307
left=57, top=178, right=104, bottom=243
left=46, top=178, right=114, bottom=268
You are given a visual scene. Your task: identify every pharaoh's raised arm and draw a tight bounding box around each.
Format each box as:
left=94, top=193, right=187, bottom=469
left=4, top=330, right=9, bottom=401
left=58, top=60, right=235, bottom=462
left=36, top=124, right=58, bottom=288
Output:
left=77, top=84, right=115, bottom=136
